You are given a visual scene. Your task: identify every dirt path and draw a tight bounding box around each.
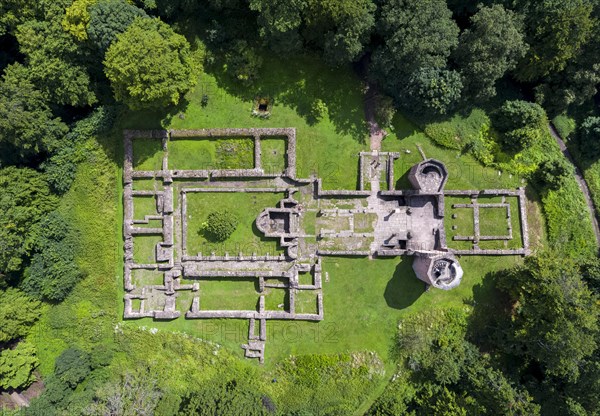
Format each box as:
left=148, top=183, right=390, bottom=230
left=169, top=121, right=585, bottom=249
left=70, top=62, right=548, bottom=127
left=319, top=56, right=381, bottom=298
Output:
left=363, top=82, right=385, bottom=151
left=549, top=124, right=600, bottom=248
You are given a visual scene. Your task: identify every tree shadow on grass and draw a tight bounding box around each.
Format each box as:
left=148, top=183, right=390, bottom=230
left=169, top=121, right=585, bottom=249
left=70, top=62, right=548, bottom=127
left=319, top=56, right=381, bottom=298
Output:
left=466, top=269, right=512, bottom=350
left=384, top=259, right=424, bottom=309
left=207, top=50, right=368, bottom=144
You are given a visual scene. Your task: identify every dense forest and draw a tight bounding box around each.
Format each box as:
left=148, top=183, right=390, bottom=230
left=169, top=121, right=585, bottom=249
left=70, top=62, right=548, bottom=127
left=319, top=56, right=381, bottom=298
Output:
left=1, top=0, right=600, bottom=415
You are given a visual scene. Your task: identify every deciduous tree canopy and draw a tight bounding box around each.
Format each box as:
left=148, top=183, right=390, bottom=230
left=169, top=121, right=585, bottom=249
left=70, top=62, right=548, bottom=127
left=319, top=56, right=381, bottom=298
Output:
left=104, top=17, right=198, bottom=110
left=0, top=167, right=57, bottom=277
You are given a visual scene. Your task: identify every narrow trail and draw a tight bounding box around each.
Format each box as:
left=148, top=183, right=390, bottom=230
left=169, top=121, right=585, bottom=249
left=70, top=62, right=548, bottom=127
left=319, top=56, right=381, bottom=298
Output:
left=549, top=124, right=600, bottom=248
left=363, top=82, right=385, bottom=151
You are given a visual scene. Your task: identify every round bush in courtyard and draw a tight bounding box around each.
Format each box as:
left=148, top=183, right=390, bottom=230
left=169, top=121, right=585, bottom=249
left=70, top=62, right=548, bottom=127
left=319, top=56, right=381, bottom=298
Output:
left=201, top=210, right=239, bottom=242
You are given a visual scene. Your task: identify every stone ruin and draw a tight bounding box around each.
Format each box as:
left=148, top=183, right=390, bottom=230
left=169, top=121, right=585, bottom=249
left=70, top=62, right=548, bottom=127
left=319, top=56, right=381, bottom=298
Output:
left=123, top=128, right=530, bottom=362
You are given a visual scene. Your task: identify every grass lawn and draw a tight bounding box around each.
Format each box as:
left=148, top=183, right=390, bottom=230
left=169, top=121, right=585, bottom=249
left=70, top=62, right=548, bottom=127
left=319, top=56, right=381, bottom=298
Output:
left=132, top=138, right=164, bottom=171
left=133, top=195, right=158, bottom=219
left=261, top=137, right=287, bottom=175
left=133, top=235, right=161, bottom=264
left=199, top=278, right=259, bottom=310
left=168, top=137, right=255, bottom=170
left=185, top=191, right=284, bottom=256
left=382, top=130, right=524, bottom=191
left=131, top=269, right=164, bottom=287
left=479, top=207, right=511, bottom=237
left=264, top=287, right=287, bottom=311
left=155, top=53, right=369, bottom=190
left=354, top=213, right=377, bottom=233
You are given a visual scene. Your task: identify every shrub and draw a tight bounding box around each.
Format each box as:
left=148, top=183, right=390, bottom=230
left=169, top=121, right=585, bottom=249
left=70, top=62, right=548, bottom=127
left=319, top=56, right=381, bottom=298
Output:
left=374, top=93, right=396, bottom=127
left=423, top=123, right=462, bottom=150
left=577, top=116, right=600, bottom=158
left=492, top=100, right=546, bottom=133
left=536, top=157, right=573, bottom=191
left=224, top=40, right=263, bottom=85
left=0, top=341, right=39, bottom=390
left=309, top=99, right=328, bottom=122
left=22, top=211, right=84, bottom=303
left=178, top=377, right=266, bottom=415
left=202, top=210, right=239, bottom=242
left=43, top=106, right=116, bottom=194
left=404, top=67, right=463, bottom=116
left=501, top=125, right=542, bottom=151
left=0, top=288, right=42, bottom=343
left=55, top=348, right=92, bottom=388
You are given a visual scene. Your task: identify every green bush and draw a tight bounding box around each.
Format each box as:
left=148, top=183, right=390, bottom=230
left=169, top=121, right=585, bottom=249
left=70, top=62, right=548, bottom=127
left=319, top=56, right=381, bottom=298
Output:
left=423, top=123, right=462, bottom=150
left=577, top=116, right=600, bottom=158
left=542, top=178, right=597, bottom=259
left=501, top=125, right=542, bottom=151
left=224, top=40, right=263, bottom=85
left=22, top=211, right=84, bottom=303
left=0, top=288, right=41, bottom=343
left=178, top=377, right=267, bottom=416
left=276, top=352, right=385, bottom=414
left=201, top=210, right=239, bottom=242
left=536, top=157, right=573, bottom=191
left=404, top=67, right=463, bottom=116
left=374, top=93, right=396, bottom=127
left=54, top=348, right=92, bottom=388
left=0, top=341, right=39, bottom=390
left=309, top=98, right=328, bottom=122
left=492, top=100, right=546, bottom=133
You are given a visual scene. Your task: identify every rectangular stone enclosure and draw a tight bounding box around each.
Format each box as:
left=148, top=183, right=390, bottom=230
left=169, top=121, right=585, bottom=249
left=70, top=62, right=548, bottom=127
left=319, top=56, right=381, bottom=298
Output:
left=123, top=128, right=529, bottom=362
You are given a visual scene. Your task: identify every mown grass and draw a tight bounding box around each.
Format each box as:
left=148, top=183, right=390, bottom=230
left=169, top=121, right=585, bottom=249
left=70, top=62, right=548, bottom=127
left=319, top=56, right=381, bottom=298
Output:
left=168, top=137, right=255, bottom=170
left=185, top=191, right=284, bottom=256
left=199, top=278, right=260, bottom=310
left=261, top=137, right=287, bottom=174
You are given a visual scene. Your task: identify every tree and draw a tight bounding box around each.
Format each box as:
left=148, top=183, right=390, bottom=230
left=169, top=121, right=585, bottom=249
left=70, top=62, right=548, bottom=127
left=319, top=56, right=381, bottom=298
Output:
left=202, top=210, right=239, bottom=242
left=0, top=341, right=39, bottom=390
left=304, top=0, right=376, bottom=65
left=54, top=348, right=91, bottom=388
left=370, top=0, right=459, bottom=99
left=0, top=167, right=57, bottom=278
left=15, top=19, right=97, bottom=106
left=454, top=5, right=528, bottom=101
left=517, top=0, right=594, bottom=82
left=222, top=40, right=263, bottom=86
left=249, top=0, right=306, bottom=54
left=0, top=288, right=42, bottom=343
left=85, top=369, right=161, bottom=416
left=104, top=17, right=197, bottom=110
left=492, top=100, right=546, bottom=133
left=536, top=157, right=573, bottom=191
left=368, top=308, right=540, bottom=415
left=576, top=116, right=600, bottom=158
left=496, top=254, right=599, bottom=381
left=0, top=64, right=68, bottom=158
left=533, top=22, right=600, bottom=116
left=62, top=0, right=98, bottom=40
left=404, top=68, right=463, bottom=116
left=373, top=93, right=396, bottom=128
left=87, top=0, right=147, bottom=52
left=22, top=211, right=83, bottom=303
